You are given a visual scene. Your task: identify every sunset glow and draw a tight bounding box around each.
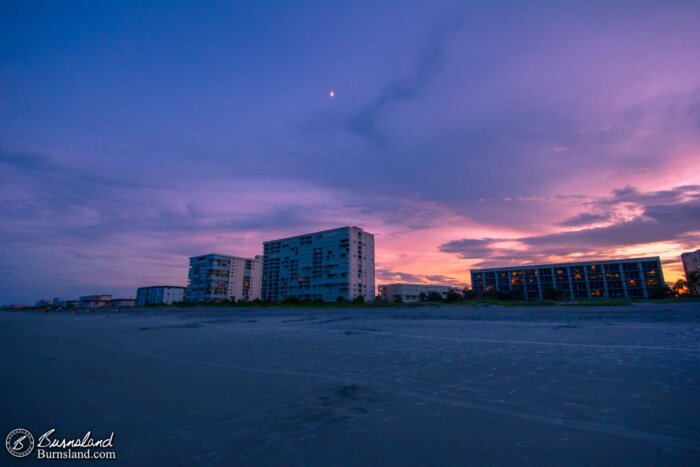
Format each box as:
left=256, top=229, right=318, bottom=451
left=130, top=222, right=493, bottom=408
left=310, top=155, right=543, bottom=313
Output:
left=0, top=2, right=699, bottom=303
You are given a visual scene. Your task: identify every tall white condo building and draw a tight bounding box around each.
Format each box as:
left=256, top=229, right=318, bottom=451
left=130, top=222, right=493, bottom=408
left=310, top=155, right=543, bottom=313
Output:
left=262, top=226, right=375, bottom=302
left=186, top=254, right=262, bottom=302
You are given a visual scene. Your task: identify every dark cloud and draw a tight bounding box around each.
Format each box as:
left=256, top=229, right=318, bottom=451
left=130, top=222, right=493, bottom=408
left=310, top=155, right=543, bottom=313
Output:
left=376, top=268, right=425, bottom=284
left=0, top=151, right=58, bottom=171
left=341, top=12, right=466, bottom=144
left=605, top=185, right=700, bottom=206
left=557, top=212, right=610, bottom=227
left=441, top=185, right=700, bottom=267
left=523, top=203, right=699, bottom=250
left=376, top=268, right=464, bottom=287
left=439, top=238, right=497, bottom=260
left=423, top=275, right=466, bottom=287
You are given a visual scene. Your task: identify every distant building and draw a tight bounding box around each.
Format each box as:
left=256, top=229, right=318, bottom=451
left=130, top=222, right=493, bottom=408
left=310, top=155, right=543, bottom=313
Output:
left=136, top=286, right=186, bottom=306
left=35, top=299, right=51, bottom=308
left=471, top=257, right=664, bottom=300
left=378, top=283, right=452, bottom=303
left=681, top=249, right=700, bottom=295
left=262, top=226, right=375, bottom=302
left=79, top=295, right=113, bottom=308
left=110, top=298, right=136, bottom=307
left=186, top=254, right=262, bottom=302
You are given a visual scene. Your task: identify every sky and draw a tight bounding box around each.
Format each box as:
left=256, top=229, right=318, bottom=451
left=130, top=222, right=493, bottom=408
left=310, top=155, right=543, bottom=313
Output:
left=1, top=0, right=699, bottom=303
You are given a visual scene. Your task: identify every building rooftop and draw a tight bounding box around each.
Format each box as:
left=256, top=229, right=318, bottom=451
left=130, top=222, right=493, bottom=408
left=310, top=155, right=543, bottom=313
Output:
left=263, top=226, right=368, bottom=244
left=189, top=253, right=258, bottom=260
left=471, top=256, right=662, bottom=272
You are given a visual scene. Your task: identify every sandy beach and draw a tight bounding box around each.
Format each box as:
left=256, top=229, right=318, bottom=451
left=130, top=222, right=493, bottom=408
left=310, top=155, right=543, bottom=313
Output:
left=2, top=303, right=699, bottom=465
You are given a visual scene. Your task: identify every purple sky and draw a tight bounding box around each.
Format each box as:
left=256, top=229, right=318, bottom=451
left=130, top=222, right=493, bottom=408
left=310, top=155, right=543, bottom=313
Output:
left=1, top=1, right=699, bottom=303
